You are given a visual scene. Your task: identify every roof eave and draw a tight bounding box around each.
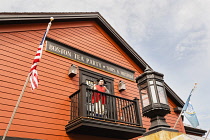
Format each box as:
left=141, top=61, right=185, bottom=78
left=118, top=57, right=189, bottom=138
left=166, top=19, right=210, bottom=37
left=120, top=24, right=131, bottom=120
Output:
left=185, top=125, right=207, bottom=136
left=165, top=83, right=184, bottom=107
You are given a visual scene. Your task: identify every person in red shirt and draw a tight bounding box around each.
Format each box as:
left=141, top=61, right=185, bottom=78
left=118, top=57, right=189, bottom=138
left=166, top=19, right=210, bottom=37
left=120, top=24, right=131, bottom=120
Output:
left=92, top=78, right=109, bottom=116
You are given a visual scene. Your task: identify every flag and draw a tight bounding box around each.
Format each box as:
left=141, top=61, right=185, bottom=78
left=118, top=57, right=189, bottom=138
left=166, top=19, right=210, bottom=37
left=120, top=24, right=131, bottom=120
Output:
left=30, top=69, right=39, bottom=90
left=182, top=94, right=192, bottom=111
left=29, top=17, right=54, bottom=90
left=183, top=94, right=199, bottom=128
left=173, top=83, right=198, bottom=129
left=184, top=102, right=199, bottom=128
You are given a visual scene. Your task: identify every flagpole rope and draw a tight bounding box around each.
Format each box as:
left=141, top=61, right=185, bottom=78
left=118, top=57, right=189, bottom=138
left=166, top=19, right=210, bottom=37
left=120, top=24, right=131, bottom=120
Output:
left=173, top=83, right=197, bottom=129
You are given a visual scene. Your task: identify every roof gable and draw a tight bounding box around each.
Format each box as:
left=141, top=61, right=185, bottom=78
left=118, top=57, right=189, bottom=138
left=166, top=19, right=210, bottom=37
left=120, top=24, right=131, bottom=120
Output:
left=0, top=12, right=184, bottom=107
left=46, top=23, right=137, bottom=73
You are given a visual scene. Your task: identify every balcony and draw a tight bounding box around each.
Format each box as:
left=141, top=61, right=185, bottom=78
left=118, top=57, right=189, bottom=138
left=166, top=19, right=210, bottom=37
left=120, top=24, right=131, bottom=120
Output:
left=65, top=83, right=146, bottom=139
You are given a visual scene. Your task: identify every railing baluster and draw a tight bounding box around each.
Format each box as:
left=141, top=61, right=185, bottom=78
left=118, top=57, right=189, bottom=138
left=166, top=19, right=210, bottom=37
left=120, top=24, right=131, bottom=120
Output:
left=110, top=95, right=113, bottom=120
left=90, top=90, right=94, bottom=117
left=127, top=100, right=132, bottom=124
left=87, top=90, right=90, bottom=116
left=117, top=98, right=120, bottom=121
left=100, top=93, right=102, bottom=118
left=69, top=88, right=142, bottom=127
left=133, top=103, right=137, bottom=124
left=123, top=99, right=127, bottom=122
left=126, top=100, right=129, bottom=122
left=130, top=101, right=134, bottom=124
left=108, top=94, right=112, bottom=119
left=106, top=96, right=110, bottom=118
left=120, top=98, right=124, bottom=122
left=134, top=97, right=142, bottom=126
left=130, top=102, right=135, bottom=124
left=121, top=99, right=124, bottom=122
left=110, top=95, right=113, bottom=119
left=79, top=83, right=87, bottom=117
left=125, top=100, right=130, bottom=123
left=102, top=93, right=106, bottom=119
left=93, top=90, right=97, bottom=117
left=113, top=96, right=117, bottom=121
left=111, top=96, right=114, bottom=119
left=89, top=90, right=92, bottom=117
left=120, top=99, right=123, bottom=122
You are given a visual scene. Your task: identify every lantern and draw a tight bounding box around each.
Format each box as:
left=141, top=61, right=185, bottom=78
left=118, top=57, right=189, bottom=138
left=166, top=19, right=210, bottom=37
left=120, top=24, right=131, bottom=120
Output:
left=136, top=66, right=177, bottom=135
left=118, top=80, right=126, bottom=91
left=68, top=64, right=77, bottom=77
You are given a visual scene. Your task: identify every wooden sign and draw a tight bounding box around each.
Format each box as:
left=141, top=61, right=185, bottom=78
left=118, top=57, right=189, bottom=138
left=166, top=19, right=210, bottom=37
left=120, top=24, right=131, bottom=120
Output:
left=46, top=40, right=135, bottom=80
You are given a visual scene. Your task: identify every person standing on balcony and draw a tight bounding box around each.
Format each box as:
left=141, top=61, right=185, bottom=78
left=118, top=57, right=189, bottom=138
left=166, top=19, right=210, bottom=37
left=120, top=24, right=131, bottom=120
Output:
left=92, top=78, right=109, bottom=117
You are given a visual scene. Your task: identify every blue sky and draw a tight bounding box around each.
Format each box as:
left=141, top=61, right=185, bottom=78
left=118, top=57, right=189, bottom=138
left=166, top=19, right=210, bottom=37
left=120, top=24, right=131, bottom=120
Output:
left=1, top=0, right=210, bottom=138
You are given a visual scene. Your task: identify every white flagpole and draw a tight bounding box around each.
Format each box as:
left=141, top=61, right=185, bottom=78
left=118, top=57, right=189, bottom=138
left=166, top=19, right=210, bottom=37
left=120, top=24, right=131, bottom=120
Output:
left=173, top=83, right=197, bottom=129
left=205, top=129, right=210, bottom=140
left=2, top=17, right=54, bottom=140
left=173, top=108, right=184, bottom=129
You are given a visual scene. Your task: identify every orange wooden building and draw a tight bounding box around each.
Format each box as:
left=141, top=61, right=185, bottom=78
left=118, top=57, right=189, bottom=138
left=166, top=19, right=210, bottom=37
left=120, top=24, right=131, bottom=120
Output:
left=0, top=12, right=206, bottom=140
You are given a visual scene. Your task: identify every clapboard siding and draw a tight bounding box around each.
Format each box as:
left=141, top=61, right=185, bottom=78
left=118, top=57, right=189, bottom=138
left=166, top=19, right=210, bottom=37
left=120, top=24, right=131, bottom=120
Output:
left=0, top=110, right=68, bottom=126
left=0, top=117, right=65, bottom=135
left=0, top=124, right=68, bottom=140
left=0, top=108, right=69, bottom=124
left=0, top=20, right=184, bottom=140
left=46, top=28, right=137, bottom=71
left=166, top=98, right=186, bottom=133
left=0, top=93, right=69, bottom=112
left=31, top=29, right=134, bottom=70
left=0, top=97, right=69, bottom=114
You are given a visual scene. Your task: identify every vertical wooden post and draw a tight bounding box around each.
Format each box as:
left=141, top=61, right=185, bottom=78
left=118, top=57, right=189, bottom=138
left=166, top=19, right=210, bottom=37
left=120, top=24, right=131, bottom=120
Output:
left=79, top=83, right=87, bottom=117
left=134, top=97, right=142, bottom=126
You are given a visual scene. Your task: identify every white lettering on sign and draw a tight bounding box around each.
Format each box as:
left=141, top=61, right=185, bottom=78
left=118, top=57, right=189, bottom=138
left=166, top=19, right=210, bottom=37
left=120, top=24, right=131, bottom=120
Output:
left=49, top=44, right=72, bottom=57
left=46, top=41, right=134, bottom=80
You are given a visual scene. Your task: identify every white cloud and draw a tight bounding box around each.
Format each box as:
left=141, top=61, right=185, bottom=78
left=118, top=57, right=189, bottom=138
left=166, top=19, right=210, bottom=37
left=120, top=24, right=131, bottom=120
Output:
left=1, top=0, right=210, bottom=136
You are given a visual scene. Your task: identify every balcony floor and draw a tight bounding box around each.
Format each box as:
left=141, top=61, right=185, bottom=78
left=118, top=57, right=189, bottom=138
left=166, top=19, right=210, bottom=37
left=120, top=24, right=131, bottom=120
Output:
left=66, top=117, right=146, bottom=139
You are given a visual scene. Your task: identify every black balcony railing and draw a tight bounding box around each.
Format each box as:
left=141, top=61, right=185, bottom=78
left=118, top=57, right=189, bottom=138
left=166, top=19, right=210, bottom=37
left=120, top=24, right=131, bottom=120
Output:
left=69, top=83, right=142, bottom=126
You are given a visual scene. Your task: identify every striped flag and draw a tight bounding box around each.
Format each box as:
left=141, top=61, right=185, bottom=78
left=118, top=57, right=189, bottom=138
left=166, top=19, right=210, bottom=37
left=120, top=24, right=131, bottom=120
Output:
left=30, top=17, right=54, bottom=90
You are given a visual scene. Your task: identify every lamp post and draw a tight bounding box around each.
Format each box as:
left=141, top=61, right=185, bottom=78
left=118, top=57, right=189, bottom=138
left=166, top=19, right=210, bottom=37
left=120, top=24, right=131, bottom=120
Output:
left=136, top=66, right=178, bottom=135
